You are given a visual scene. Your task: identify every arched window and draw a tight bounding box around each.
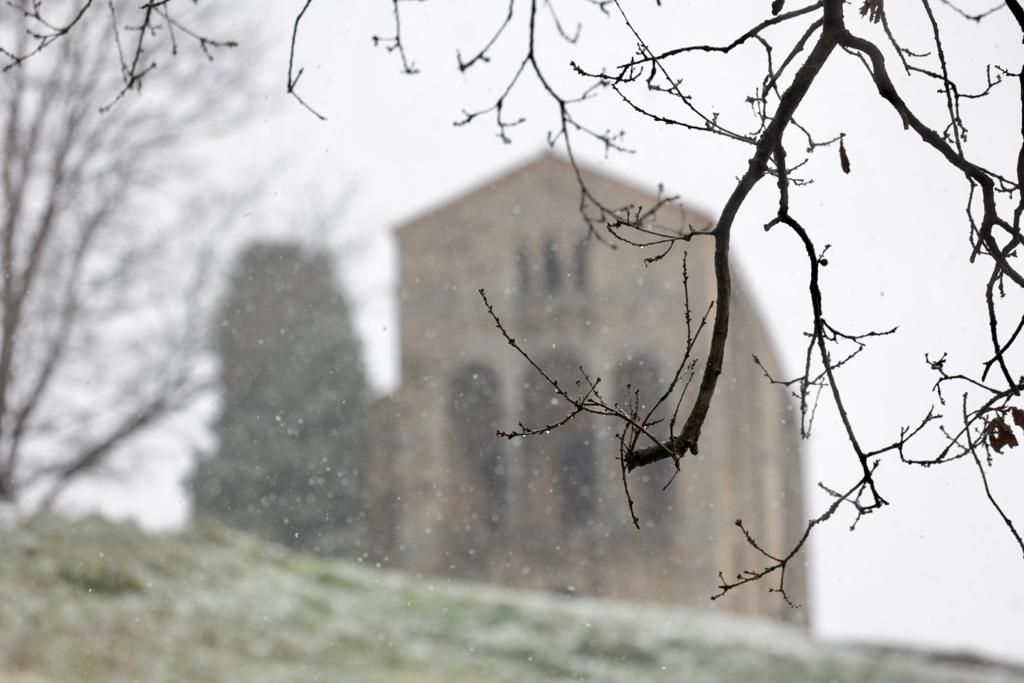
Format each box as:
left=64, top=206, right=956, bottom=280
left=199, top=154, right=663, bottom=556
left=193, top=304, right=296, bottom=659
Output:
left=616, top=354, right=674, bottom=521
left=516, top=245, right=530, bottom=295
left=544, top=238, right=561, bottom=293
left=521, top=351, right=596, bottom=532
left=574, top=239, right=588, bottom=292
left=449, top=364, right=507, bottom=529
left=616, top=354, right=661, bottom=421
left=558, top=420, right=596, bottom=529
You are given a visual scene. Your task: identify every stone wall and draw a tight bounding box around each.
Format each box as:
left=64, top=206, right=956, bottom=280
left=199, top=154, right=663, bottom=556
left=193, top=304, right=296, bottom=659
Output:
left=371, top=153, right=808, bottom=625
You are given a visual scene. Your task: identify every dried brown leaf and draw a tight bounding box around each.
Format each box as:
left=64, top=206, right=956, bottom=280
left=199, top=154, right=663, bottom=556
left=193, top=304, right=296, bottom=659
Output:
left=839, top=138, right=851, bottom=174
left=860, top=0, right=884, bottom=23
left=986, top=417, right=1019, bottom=453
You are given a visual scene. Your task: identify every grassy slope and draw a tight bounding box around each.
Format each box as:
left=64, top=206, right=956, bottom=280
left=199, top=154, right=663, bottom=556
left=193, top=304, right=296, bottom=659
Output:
left=0, top=518, right=1019, bottom=683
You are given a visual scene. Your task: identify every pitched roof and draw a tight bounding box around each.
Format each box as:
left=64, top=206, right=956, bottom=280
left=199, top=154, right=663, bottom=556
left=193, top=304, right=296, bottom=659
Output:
left=396, top=150, right=714, bottom=234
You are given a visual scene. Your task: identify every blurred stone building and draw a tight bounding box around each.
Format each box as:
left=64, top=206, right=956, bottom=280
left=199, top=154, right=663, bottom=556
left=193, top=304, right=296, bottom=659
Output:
left=369, top=153, right=807, bottom=624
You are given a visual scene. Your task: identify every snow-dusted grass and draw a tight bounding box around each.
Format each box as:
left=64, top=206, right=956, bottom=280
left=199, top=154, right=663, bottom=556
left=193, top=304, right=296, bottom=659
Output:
left=0, top=518, right=1019, bottom=683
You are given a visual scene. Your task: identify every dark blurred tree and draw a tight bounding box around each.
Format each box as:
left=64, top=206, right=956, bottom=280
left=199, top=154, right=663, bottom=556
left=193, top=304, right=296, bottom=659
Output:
left=191, top=241, right=369, bottom=555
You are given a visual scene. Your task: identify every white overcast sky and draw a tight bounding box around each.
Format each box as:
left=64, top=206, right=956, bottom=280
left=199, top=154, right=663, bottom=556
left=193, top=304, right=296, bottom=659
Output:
left=60, top=0, right=1024, bottom=667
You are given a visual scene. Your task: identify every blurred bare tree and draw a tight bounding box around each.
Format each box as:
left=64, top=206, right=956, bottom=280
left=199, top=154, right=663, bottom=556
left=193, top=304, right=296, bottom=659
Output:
left=0, top=1, right=235, bottom=107
left=0, top=3, right=242, bottom=511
